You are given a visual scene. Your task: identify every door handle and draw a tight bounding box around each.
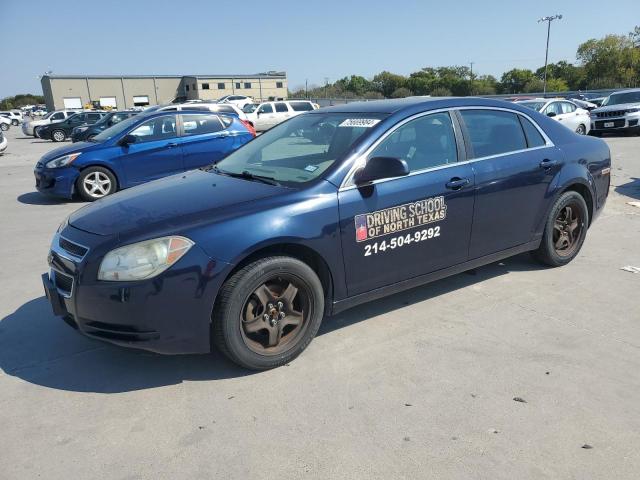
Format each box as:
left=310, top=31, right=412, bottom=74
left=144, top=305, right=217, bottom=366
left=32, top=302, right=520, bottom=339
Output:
left=445, top=177, right=470, bottom=190
left=167, top=142, right=178, bottom=148
left=539, top=159, right=557, bottom=169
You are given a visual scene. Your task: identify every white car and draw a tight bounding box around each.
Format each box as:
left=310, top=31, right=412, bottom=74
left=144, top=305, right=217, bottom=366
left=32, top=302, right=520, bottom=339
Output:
left=0, top=110, right=23, bottom=126
left=217, top=95, right=254, bottom=109
left=0, top=130, right=6, bottom=153
left=516, top=98, right=591, bottom=135
left=246, top=100, right=317, bottom=132
left=157, top=102, right=250, bottom=121
left=22, top=109, right=80, bottom=137
left=0, top=116, right=10, bottom=131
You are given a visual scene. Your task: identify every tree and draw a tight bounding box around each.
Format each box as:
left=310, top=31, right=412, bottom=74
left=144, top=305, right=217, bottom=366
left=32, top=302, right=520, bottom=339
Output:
left=499, top=69, right=536, bottom=93
left=0, top=94, right=45, bottom=110
left=372, top=71, right=407, bottom=98
left=430, top=87, right=452, bottom=97
left=334, top=75, right=373, bottom=96
left=390, top=87, right=412, bottom=98
left=535, top=61, right=586, bottom=90
left=577, top=33, right=640, bottom=88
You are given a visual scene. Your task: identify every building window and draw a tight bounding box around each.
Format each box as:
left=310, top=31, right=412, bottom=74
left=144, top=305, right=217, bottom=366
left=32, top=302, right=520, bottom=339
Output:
left=218, top=82, right=225, bottom=89
left=192, top=84, right=197, bottom=90
left=202, top=83, right=210, bottom=90
left=276, top=82, right=283, bottom=88
left=244, top=82, right=252, bottom=89
left=186, top=85, right=190, bottom=91
left=235, top=82, right=241, bottom=89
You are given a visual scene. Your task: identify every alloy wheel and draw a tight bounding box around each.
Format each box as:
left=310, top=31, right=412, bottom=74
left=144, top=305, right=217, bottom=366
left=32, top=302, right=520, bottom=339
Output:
left=553, top=203, right=583, bottom=257
left=576, top=125, right=586, bottom=135
left=83, top=171, right=112, bottom=198
left=240, top=275, right=310, bottom=355
left=53, top=130, right=65, bottom=142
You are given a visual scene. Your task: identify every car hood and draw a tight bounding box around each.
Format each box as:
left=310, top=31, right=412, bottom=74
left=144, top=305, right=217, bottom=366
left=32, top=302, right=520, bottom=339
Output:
left=593, top=102, right=640, bottom=113
left=38, top=141, right=96, bottom=164
left=69, top=169, right=288, bottom=236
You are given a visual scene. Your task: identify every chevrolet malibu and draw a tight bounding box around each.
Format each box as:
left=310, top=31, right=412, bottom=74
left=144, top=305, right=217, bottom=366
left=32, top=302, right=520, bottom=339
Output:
left=43, top=97, right=611, bottom=370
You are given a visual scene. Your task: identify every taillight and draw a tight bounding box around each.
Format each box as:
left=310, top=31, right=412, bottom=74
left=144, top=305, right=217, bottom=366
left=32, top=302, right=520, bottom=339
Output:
left=240, top=119, right=256, bottom=137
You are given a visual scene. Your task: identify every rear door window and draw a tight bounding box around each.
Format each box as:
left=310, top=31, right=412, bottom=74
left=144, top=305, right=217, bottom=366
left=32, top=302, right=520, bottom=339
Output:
left=130, top=115, right=177, bottom=142
left=519, top=116, right=546, bottom=148
left=290, top=102, right=314, bottom=112
left=274, top=102, right=289, bottom=113
left=460, top=110, right=527, bottom=158
left=561, top=102, right=576, bottom=114
left=180, top=114, right=224, bottom=136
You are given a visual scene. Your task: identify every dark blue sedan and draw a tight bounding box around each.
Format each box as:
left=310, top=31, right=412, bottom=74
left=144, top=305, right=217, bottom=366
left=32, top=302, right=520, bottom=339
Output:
left=34, top=110, right=254, bottom=201
left=42, top=97, right=611, bottom=370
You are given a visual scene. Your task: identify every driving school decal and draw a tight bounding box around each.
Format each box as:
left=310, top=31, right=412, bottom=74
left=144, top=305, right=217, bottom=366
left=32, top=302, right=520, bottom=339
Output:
left=355, top=196, right=447, bottom=242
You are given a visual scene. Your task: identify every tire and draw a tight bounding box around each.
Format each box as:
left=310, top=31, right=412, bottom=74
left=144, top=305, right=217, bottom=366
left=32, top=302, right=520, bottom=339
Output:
left=0, top=123, right=8, bottom=131
left=533, top=191, right=589, bottom=267
left=76, top=166, right=117, bottom=201
left=33, top=127, right=40, bottom=138
left=212, top=256, right=325, bottom=370
left=575, top=124, right=586, bottom=135
left=51, top=129, right=66, bottom=142
left=12, top=119, right=19, bottom=126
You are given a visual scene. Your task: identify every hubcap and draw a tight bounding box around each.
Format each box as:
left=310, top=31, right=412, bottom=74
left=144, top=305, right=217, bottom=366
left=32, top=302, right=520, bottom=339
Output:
left=553, top=203, right=583, bottom=256
left=83, top=172, right=111, bottom=198
left=53, top=131, right=64, bottom=141
left=240, top=276, right=310, bottom=355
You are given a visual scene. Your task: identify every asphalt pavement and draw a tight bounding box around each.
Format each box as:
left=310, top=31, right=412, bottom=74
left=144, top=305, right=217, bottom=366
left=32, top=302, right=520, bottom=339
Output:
left=1, top=124, right=639, bottom=479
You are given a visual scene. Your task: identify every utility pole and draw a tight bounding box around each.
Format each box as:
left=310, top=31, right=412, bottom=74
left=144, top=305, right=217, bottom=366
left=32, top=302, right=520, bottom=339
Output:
left=305, top=79, right=308, bottom=98
left=469, top=62, right=474, bottom=96
left=538, top=14, right=563, bottom=95
left=324, top=77, right=329, bottom=99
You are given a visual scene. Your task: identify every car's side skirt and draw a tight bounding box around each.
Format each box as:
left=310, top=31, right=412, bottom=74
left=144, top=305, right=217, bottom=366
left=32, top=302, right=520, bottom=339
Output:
left=330, top=240, right=541, bottom=316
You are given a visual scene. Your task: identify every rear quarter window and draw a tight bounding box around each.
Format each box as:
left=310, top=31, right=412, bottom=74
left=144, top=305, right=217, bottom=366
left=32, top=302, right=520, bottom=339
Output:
left=290, top=102, right=314, bottom=112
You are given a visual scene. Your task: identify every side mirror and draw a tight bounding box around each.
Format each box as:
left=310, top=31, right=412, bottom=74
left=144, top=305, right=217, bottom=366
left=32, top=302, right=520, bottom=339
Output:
left=546, top=111, right=557, bottom=117
left=119, top=134, right=137, bottom=146
left=353, top=157, right=409, bottom=185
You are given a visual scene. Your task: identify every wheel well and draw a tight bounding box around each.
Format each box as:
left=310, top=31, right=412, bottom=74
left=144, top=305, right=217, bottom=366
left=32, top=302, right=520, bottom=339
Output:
left=223, top=244, right=334, bottom=306
left=563, top=183, right=593, bottom=225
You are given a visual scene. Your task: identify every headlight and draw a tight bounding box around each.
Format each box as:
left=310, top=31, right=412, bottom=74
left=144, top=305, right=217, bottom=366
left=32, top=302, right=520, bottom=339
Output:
left=627, top=108, right=640, bottom=113
left=45, top=152, right=81, bottom=169
left=98, top=236, right=194, bottom=281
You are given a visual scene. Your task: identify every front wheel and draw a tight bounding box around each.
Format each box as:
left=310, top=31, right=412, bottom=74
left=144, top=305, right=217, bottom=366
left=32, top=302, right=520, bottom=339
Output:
left=533, top=191, right=589, bottom=267
left=0, top=123, right=8, bottom=131
left=51, top=129, right=66, bottom=142
left=575, top=124, right=586, bottom=135
left=12, top=119, right=19, bottom=126
left=212, top=256, right=325, bottom=370
left=76, top=166, right=117, bottom=201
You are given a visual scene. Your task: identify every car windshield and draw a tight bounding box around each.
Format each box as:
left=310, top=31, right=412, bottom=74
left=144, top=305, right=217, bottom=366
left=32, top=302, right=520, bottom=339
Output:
left=91, top=115, right=141, bottom=142
left=215, top=112, right=386, bottom=186
left=518, top=101, right=547, bottom=112
left=602, top=91, right=640, bottom=106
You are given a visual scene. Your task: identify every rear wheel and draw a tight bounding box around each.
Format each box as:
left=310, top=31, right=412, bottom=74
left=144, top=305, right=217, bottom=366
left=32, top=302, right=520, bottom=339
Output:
left=533, top=191, right=589, bottom=267
left=212, top=256, right=325, bottom=370
left=51, top=129, right=66, bottom=142
left=0, top=123, right=8, bottom=131
left=77, top=166, right=117, bottom=201
left=11, top=119, right=19, bottom=126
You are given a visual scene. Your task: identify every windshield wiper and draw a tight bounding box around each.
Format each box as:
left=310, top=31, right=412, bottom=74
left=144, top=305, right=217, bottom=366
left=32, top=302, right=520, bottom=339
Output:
left=212, top=166, right=280, bottom=186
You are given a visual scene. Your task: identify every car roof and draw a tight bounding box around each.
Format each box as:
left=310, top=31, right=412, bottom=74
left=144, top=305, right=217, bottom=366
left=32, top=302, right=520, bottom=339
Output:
left=314, top=96, right=534, bottom=114
left=609, top=88, right=640, bottom=94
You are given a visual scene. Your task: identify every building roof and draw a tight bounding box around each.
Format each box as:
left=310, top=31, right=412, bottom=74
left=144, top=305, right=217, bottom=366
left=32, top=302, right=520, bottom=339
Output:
left=43, top=72, right=286, bottom=80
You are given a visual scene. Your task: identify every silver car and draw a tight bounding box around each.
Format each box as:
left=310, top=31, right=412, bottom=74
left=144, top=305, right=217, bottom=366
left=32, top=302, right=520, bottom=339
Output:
left=589, top=88, right=640, bottom=136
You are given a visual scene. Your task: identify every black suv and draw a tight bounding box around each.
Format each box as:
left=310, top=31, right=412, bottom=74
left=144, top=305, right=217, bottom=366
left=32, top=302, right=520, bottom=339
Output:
left=71, top=111, right=140, bottom=142
left=38, top=112, right=108, bottom=142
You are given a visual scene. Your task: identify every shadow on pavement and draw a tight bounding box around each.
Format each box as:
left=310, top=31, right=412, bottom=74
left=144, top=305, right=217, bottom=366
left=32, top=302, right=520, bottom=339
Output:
left=0, top=254, right=538, bottom=394
left=17, top=192, right=77, bottom=205
left=615, top=177, right=640, bottom=200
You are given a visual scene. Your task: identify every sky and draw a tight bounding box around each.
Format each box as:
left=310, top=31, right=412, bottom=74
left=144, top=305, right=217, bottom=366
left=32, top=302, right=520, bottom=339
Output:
left=0, top=0, right=638, bottom=98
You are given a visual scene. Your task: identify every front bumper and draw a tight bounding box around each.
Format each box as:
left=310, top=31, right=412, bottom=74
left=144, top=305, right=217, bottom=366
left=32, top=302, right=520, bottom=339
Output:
left=34, top=165, right=79, bottom=198
left=42, top=226, right=230, bottom=355
left=590, top=115, right=640, bottom=133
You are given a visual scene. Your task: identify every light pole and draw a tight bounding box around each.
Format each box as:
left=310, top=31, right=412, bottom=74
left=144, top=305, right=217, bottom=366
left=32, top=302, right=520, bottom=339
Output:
left=538, top=14, right=562, bottom=94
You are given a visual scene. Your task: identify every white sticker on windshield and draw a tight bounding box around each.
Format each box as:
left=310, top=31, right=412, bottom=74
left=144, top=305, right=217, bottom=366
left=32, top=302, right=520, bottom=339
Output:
left=338, top=118, right=381, bottom=128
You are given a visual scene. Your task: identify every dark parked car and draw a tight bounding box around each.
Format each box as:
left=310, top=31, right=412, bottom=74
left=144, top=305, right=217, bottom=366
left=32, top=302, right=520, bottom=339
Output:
left=35, top=110, right=255, bottom=200
left=71, top=111, right=139, bottom=142
left=38, top=111, right=108, bottom=142
left=42, top=97, right=611, bottom=370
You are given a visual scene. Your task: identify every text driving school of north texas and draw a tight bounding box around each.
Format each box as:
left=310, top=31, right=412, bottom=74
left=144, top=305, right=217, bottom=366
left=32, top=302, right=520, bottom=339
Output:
left=355, top=196, right=448, bottom=242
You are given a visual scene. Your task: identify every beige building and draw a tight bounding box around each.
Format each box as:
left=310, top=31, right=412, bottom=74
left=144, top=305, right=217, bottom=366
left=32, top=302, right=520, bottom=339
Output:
left=41, top=72, right=287, bottom=111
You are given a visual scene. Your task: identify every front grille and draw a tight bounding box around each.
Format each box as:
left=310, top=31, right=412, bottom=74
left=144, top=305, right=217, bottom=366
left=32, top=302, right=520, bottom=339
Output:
left=59, top=237, right=89, bottom=258
left=595, top=119, right=625, bottom=129
left=53, top=270, right=74, bottom=296
left=595, top=110, right=626, bottom=118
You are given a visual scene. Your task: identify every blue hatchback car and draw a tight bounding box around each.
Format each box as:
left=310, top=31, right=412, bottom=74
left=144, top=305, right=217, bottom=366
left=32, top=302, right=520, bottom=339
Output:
left=34, top=110, right=254, bottom=200
left=43, top=97, right=611, bottom=370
